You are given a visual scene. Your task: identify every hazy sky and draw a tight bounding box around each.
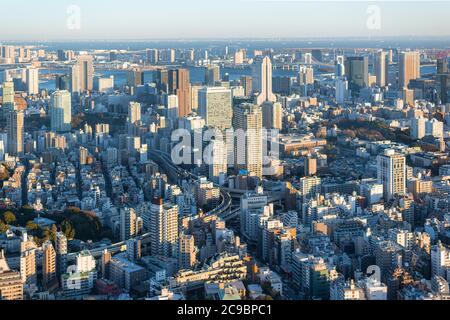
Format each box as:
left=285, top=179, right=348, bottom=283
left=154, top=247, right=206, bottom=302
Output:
left=1, top=0, right=450, bottom=40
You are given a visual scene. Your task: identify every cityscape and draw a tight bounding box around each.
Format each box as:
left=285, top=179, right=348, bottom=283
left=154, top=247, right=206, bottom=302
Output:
left=1, top=1, right=450, bottom=304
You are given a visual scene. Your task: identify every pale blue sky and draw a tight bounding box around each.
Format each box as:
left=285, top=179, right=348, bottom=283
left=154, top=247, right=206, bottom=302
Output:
left=1, top=0, right=450, bottom=40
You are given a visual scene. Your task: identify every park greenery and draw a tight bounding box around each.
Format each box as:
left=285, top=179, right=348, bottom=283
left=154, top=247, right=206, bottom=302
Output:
left=0, top=205, right=113, bottom=246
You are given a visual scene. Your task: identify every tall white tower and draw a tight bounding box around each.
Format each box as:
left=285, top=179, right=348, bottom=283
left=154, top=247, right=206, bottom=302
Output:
left=253, top=56, right=277, bottom=105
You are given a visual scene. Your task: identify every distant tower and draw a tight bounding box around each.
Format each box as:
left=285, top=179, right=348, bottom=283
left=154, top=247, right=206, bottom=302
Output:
left=198, top=87, right=232, bottom=130
left=398, top=51, right=421, bottom=89
left=253, top=56, right=277, bottom=105
left=345, top=56, right=369, bottom=94
left=25, top=67, right=39, bottom=95
left=71, top=55, right=94, bottom=93
left=377, top=150, right=406, bottom=201
left=232, top=103, right=263, bottom=179
left=375, top=50, right=389, bottom=87
left=7, top=109, right=24, bottom=156
left=42, top=241, right=57, bottom=289
left=148, top=198, right=179, bottom=257
left=50, top=90, right=72, bottom=132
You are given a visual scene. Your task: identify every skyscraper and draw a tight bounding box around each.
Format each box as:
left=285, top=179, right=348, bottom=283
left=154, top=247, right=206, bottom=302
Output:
left=168, top=69, right=191, bottom=117
left=398, top=51, right=421, bottom=89
left=253, top=56, right=277, bottom=105
left=146, top=48, right=159, bottom=64
left=207, top=137, right=228, bottom=184
left=411, top=117, right=426, bottom=140
left=148, top=198, right=179, bottom=257
left=377, top=150, right=406, bottom=201
left=1, top=81, right=14, bottom=119
left=55, top=232, right=68, bottom=279
left=7, top=108, right=24, bottom=156
left=345, top=56, right=369, bottom=94
left=232, top=103, right=263, bottom=179
left=71, top=55, right=94, bottom=93
left=198, top=87, right=232, bottom=130
left=375, top=50, right=389, bottom=87
left=42, top=241, right=57, bottom=290
left=50, top=90, right=72, bottom=132
left=335, top=77, right=348, bottom=104
left=240, top=76, right=253, bottom=97
left=298, top=66, right=314, bottom=85
left=25, top=67, right=39, bottom=95
left=262, top=101, right=282, bottom=130
left=205, top=64, right=220, bottom=86
left=120, top=207, right=139, bottom=241
left=437, top=57, right=449, bottom=104
left=128, top=101, right=141, bottom=124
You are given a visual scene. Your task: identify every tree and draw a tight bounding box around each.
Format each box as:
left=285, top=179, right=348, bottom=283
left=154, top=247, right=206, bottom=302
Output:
left=62, top=220, right=75, bottom=240
left=0, top=220, right=8, bottom=233
left=50, top=224, right=58, bottom=242
left=3, top=211, right=16, bottom=225
left=26, top=221, right=39, bottom=231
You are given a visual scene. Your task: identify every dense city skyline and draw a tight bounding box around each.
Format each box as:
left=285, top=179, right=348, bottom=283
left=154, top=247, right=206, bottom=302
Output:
left=1, top=0, right=450, bottom=308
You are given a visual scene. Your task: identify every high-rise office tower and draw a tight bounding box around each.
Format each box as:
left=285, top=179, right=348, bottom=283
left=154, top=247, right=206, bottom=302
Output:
left=375, top=50, right=389, bottom=87
left=234, top=50, right=244, bottom=64
left=335, top=77, right=348, bottom=104
left=198, top=87, right=232, bottom=130
left=79, top=147, right=88, bottom=166
left=25, top=67, right=39, bottom=95
left=205, top=65, right=220, bottom=86
left=232, top=103, right=263, bottom=179
left=1, top=81, right=14, bottom=119
left=42, top=241, right=57, bottom=289
left=178, top=234, right=197, bottom=270
left=345, top=56, right=369, bottom=94
left=335, top=55, right=345, bottom=77
left=437, top=58, right=449, bottom=104
left=128, top=101, right=141, bottom=125
left=166, top=94, right=179, bottom=122
left=298, top=65, right=314, bottom=85
left=240, top=76, right=253, bottom=97
left=168, top=69, right=191, bottom=117
left=377, top=150, right=406, bottom=201
left=71, top=55, right=94, bottom=93
left=148, top=198, right=179, bottom=257
left=156, top=69, right=169, bottom=92
left=50, top=90, right=72, bottom=133
left=207, top=137, right=228, bottom=184
left=253, top=56, right=277, bottom=105
left=6, top=99, right=24, bottom=156
left=1, top=45, right=15, bottom=63
left=398, top=51, right=421, bottom=89
left=304, top=53, right=312, bottom=65
left=411, top=117, right=426, bottom=140
left=120, top=207, right=139, bottom=241
left=146, top=48, right=159, bottom=64
left=262, top=101, right=282, bottom=130
left=55, top=232, right=68, bottom=278
left=126, top=69, right=144, bottom=88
